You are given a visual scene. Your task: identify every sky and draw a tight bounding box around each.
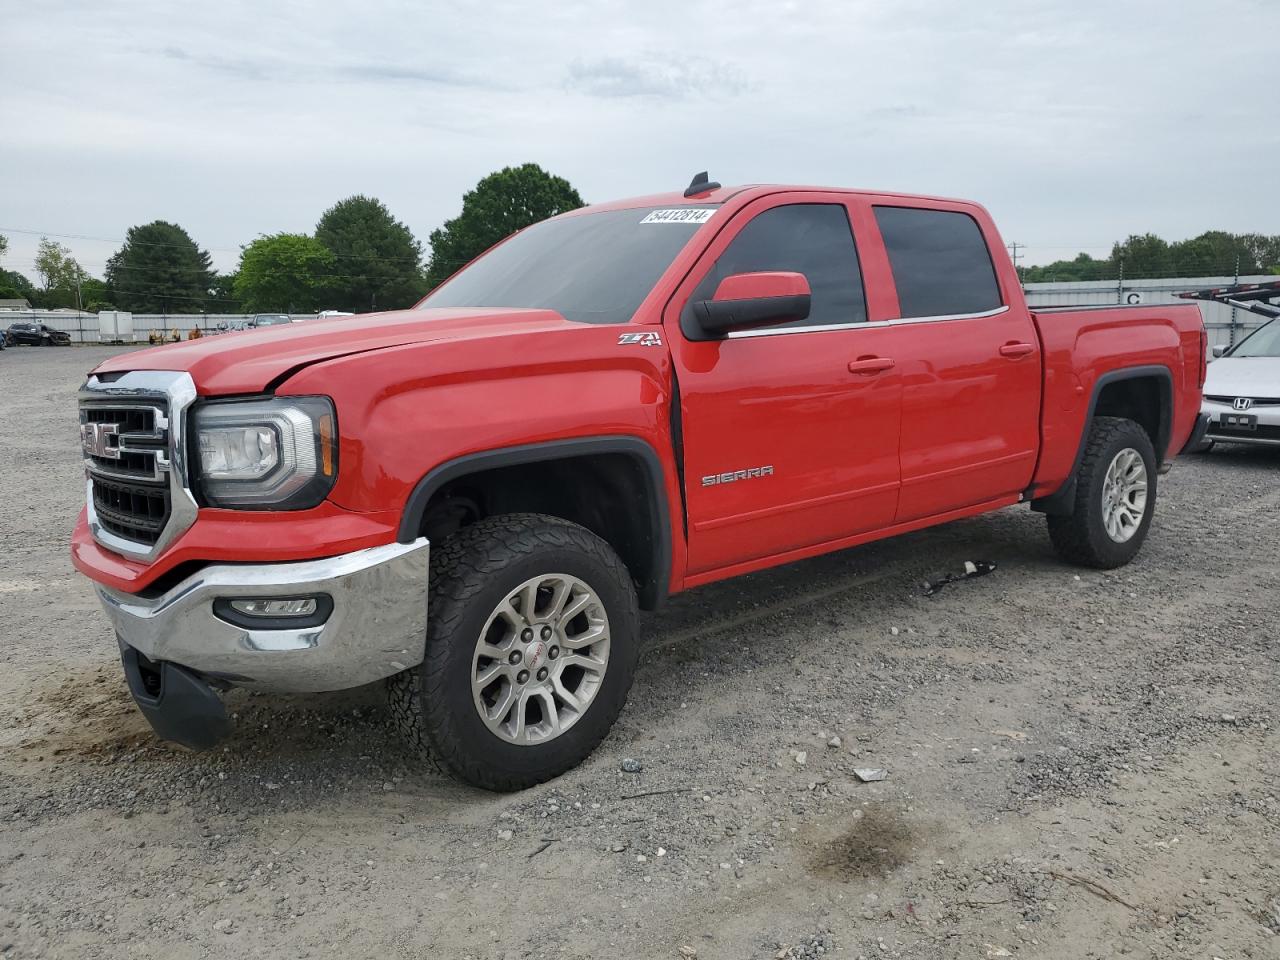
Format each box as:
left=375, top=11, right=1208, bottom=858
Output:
left=2, top=0, right=1277, bottom=280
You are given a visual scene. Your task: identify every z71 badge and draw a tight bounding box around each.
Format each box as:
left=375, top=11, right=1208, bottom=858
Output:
left=618, top=332, right=663, bottom=347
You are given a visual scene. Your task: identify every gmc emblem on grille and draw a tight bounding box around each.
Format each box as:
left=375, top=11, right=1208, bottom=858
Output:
left=81, top=421, right=121, bottom=459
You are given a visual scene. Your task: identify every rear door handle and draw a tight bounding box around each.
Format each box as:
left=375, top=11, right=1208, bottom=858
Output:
left=848, top=356, right=895, bottom=375
left=999, top=342, right=1035, bottom=359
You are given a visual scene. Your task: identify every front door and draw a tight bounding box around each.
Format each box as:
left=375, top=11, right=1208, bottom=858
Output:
left=665, top=197, right=903, bottom=577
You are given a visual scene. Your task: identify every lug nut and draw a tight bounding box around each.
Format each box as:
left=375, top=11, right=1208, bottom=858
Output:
left=540, top=625, right=552, bottom=640
left=517, top=670, right=530, bottom=684
left=548, top=645, right=560, bottom=660
left=536, top=667, right=549, bottom=682
left=509, top=650, right=522, bottom=665
left=521, top=628, right=534, bottom=642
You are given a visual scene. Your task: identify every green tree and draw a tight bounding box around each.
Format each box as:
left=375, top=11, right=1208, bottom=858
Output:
left=425, top=164, right=584, bottom=287
left=314, top=196, right=423, bottom=312
left=0, top=267, right=36, bottom=303
left=79, top=277, right=113, bottom=312
left=1109, top=234, right=1175, bottom=279
left=1020, top=252, right=1111, bottom=283
left=33, top=237, right=89, bottom=309
left=105, top=221, right=214, bottom=313
left=234, top=233, right=335, bottom=312
left=1168, top=231, right=1264, bottom=277
left=209, top=271, right=241, bottom=312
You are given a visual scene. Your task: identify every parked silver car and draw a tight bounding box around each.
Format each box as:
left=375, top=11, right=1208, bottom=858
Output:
left=1202, top=319, right=1280, bottom=448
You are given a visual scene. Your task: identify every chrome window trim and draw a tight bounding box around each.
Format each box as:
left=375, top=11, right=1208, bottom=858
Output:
left=725, top=304, right=1009, bottom=339
left=80, top=370, right=199, bottom=563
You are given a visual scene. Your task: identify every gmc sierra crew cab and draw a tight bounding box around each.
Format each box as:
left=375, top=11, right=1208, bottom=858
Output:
left=72, top=177, right=1208, bottom=791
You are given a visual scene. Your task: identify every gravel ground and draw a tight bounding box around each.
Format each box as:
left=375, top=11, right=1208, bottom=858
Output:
left=1, top=344, right=1277, bottom=960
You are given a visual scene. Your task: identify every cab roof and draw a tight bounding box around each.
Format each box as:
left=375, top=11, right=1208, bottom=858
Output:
left=573, top=183, right=978, bottom=216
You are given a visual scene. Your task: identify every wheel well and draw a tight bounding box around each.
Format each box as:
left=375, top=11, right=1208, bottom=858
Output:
left=1031, top=367, right=1172, bottom=516
left=1093, top=375, right=1168, bottom=459
left=409, top=449, right=669, bottom=610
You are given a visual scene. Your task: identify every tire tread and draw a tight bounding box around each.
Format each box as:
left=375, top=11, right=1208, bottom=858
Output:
left=387, top=513, right=638, bottom=791
left=1047, top=416, right=1155, bottom=569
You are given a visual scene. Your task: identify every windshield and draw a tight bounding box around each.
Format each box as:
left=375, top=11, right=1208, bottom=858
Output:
left=254, top=315, right=291, bottom=326
left=419, top=205, right=719, bottom=324
left=1228, top=319, right=1280, bottom=358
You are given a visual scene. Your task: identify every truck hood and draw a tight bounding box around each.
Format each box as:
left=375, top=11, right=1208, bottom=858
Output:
left=92, top=307, right=577, bottom=394
left=1204, top=356, right=1280, bottom=398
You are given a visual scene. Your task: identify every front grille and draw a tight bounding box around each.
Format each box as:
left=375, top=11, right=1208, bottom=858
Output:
left=92, top=475, right=171, bottom=542
left=1209, top=422, right=1280, bottom=442
left=1205, top=395, right=1280, bottom=407
left=80, top=399, right=171, bottom=546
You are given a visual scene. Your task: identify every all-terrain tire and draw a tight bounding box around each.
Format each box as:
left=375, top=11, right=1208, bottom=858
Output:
left=1047, top=416, right=1157, bottom=569
left=387, top=513, right=640, bottom=791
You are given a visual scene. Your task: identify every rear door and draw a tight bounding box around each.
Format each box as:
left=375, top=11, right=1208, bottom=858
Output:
left=866, top=202, right=1041, bottom=521
left=664, top=194, right=903, bottom=577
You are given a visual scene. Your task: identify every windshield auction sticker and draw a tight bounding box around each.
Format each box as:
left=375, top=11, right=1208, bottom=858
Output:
left=640, top=208, right=716, bottom=224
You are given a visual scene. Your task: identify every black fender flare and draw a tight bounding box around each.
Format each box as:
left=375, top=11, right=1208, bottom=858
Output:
left=397, top=435, right=673, bottom=608
left=1030, top=365, right=1173, bottom=516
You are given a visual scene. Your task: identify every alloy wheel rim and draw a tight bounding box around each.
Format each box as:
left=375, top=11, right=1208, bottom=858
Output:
left=470, top=573, right=610, bottom=745
left=1101, top=447, right=1148, bottom=543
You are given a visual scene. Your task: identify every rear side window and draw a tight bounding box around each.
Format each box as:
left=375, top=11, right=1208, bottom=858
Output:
left=686, top=203, right=866, bottom=332
left=874, top=206, right=1002, bottom=318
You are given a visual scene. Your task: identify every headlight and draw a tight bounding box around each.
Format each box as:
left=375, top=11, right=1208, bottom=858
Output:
left=192, top=396, right=337, bottom=509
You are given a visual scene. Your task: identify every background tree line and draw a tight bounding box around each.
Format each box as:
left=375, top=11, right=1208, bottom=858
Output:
left=2, top=168, right=1277, bottom=312
left=0, top=164, right=582, bottom=314
left=1018, top=231, right=1280, bottom=283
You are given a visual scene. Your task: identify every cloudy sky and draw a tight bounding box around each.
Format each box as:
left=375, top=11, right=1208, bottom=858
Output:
left=2, top=0, right=1276, bottom=279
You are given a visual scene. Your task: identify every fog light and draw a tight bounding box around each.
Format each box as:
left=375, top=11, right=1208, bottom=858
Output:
left=229, top=597, right=317, bottom=618
left=213, top=595, right=333, bottom=629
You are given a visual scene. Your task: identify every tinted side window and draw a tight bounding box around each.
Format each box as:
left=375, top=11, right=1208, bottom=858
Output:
left=874, top=207, right=1002, bottom=318
left=686, top=204, right=866, bottom=332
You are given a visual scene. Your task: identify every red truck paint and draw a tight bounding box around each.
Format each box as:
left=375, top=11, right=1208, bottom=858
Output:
left=73, top=184, right=1205, bottom=600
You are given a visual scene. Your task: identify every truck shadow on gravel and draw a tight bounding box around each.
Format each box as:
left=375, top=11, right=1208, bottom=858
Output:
left=17, top=662, right=391, bottom=767
left=16, top=508, right=1057, bottom=816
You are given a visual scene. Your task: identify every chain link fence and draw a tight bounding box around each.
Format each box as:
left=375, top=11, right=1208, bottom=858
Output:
left=1023, top=275, right=1274, bottom=352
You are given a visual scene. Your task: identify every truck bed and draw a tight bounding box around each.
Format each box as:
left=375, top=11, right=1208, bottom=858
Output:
left=1028, top=303, right=1205, bottom=499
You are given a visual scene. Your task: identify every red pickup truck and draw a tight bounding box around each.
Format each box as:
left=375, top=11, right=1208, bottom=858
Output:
left=72, top=179, right=1208, bottom=790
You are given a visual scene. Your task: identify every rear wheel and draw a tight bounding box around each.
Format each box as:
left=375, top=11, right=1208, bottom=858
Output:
left=388, top=513, right=639, bottom=791
left=1047, top=417, right=1157, bottom=569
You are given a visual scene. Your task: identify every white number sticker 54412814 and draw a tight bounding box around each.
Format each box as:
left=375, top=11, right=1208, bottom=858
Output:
left=640, top=208, right=715, bottom=225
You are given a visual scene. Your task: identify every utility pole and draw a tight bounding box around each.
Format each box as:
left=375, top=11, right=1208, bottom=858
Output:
left=1008, top=242, right=1022, bottom=276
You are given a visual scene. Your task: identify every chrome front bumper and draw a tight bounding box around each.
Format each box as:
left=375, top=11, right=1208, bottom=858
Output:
left=97, top=539, right=430, bottom=692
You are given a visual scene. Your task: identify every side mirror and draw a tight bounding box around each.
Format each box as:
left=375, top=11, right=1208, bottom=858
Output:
left=1211, top=344, right=1227, bottom=358
left=693, top=271, right=811, bottom=337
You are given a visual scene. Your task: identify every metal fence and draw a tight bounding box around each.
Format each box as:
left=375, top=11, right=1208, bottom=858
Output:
left=1023, top=275, right=1274, bottom=352
left=3, top=277, right=1275, bottom=353
left=0, top=312, right=327, bottom=344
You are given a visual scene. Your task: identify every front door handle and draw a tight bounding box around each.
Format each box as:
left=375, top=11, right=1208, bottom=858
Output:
left=999, top=342, right=1035, bottom=359
left=848, top=356, right=895, bottom=375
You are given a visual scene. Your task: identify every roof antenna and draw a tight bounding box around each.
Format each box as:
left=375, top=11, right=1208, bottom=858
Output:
left=684, top=171, right=721, bottom=198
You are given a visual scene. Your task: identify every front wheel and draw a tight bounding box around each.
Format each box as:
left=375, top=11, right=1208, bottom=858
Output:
left=388, top=513, right=640, bottom=791
left=1047, top=416, right=1157, bottom=569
